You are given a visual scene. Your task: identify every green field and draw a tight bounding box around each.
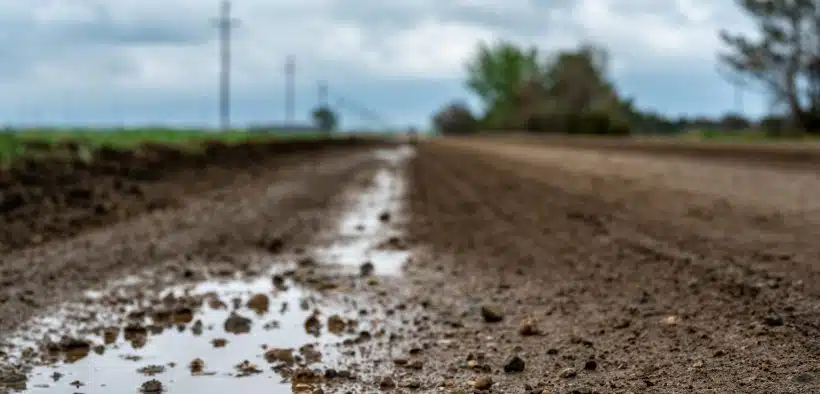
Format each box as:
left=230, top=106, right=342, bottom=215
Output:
left=0, top=127, right=333, bottom=166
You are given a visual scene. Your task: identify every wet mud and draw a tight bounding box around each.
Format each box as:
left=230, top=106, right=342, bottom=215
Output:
left=0, top=143, right=423, bottom=394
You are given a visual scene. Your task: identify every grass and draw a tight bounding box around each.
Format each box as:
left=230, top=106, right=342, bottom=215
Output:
left=0, top=126, right=334, bottom=166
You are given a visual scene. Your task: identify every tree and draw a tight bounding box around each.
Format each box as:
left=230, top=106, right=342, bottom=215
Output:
left=718, top=0, right=820, bottom=133
left=311, top=106, right=338, bottom=132
left=432, top=101, right=477, bottom=135
left=464, top=40, right=543, bottom=126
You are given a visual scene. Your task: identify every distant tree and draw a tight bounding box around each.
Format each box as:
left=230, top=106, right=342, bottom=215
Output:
left=719, top=113, right=751, bottom=131
left=311, top=106, right=338, bottom=132
left=464, top=40, right=543, bottom=127
left=432, top=102, right=477, bottom=135
left=718, top=0, right=820, bottom=133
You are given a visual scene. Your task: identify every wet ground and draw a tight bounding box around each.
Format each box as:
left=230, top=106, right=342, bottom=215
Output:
left=3, top=136, right=820, bottom=393
left=0, top=143, right=422, bottom=394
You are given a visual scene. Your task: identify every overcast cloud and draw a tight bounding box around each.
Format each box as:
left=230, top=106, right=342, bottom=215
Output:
left=0, top=0, right=765, bottom=129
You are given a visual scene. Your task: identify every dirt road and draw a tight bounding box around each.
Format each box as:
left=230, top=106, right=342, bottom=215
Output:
left=1, top=136, right=819, bottom=394
left=398, top=138, right=820, bottom=394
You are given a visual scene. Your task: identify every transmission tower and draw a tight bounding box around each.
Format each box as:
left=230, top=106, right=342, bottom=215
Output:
left=212, top=0, right=239, bottom=131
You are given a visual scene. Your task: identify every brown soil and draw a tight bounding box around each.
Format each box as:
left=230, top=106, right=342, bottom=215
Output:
left=0, top=137, right=371, bottom=252
left=0, top=137, right=388, bottom=334
left=393, top=138, right=820, bottom=394
left=2, top=135, right=820, bottom=394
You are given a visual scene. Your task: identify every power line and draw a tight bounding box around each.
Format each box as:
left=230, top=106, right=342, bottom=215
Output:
left=212, top=0, right=239, bottom=131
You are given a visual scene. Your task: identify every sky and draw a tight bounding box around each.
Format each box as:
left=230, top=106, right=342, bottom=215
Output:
left=0, top=0, right=767, bottom=130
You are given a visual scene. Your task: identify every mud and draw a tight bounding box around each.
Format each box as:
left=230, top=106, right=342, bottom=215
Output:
left=0, top=143, right=424, bottom=394
left=0, top=137, right=372, bottom=252
left=3, top=135, right=820, bottom=394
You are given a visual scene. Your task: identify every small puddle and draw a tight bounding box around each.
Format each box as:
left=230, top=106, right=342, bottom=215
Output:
left=314, top=146, right=415, bottom=277
left=0, top=145, right=416, bottom=394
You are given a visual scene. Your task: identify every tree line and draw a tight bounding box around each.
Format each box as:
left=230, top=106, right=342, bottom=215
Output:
left=434, top=0, right=820, bottom=136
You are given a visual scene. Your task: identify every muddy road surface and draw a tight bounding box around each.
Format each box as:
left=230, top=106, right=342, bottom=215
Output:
left=2, top=136, right=819, bottom=394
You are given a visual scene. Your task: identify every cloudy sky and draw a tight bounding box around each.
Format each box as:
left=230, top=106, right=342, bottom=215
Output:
left=0, top=0, right=766, bottom=129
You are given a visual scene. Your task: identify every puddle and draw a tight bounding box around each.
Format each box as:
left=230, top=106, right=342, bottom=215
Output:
left=314, top=146, right=414, bottom=276
left=0, top=145, right=417, bottom=394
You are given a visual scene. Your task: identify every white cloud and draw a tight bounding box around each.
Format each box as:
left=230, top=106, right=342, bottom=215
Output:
left=0, top=0, right=764, bottom=127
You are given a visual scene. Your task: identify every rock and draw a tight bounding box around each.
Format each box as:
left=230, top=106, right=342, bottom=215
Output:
left=360, top=261, right=375, bottom=277
left=519, top=318, right=540, bottom=336
left=327, top=314, right=347, bottom=334
left=379, top=211, right=391, bottom=222
left=584, top=360, right=597, bottom=371
left=504, top=355, right=526, bottom=373
left=272, top=274, right=287, bottom=290
left=292, top=368, right=321, bottom=384
left=304, top=313, right=322, bottom=336
left=211, top=338, right=228, bottom=348
left=480, top=305, right=504, bottom=323
left=264, top=348, right=295, bottom=364
left=247, top=294, right=270, bottom=314
left=379, top=375, right=396, bottom=389
left=472, top=376, right=493, bottom=390
left=140, top=379, right=163, bottom=393
left=763, top=314, right=784, bottom=326
left=224, top=312, right=252, bottom=334
left=189, top=358, right=205, bottom=375
left=559, top=368, right=577, bottom=378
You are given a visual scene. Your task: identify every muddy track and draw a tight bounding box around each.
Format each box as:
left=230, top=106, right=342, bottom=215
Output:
left=0, top=141, right=389, bottom=334
left=400, top=139, right=820, bottom=393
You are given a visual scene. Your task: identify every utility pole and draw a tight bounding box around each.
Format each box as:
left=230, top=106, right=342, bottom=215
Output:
left=212, top=0, right=239, bottom=131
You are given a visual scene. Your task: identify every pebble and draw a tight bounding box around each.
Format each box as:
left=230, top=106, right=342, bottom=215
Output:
left=504, top=355, right=526, bottom=373
left=360, top=261, right=375, bottom=277
left=480, top=305, right=504, bottom=323
left=763, top=314, right=784, bottom=326
left=472, top=376, right=494, bottom=389
left=223, top=312, right=252, bottom=334
left=140, top=379, right=163, bottom=393
left=519, top=319, right=540, bottom=336
left=584, top=360, right=597, bottom=371
left=379, top=375, right=397, bottom=389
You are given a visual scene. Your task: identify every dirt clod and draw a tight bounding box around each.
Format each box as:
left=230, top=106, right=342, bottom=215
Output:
left=224, top=312, right=252, bottom=334
left=140, top=379, right=163, bottom=393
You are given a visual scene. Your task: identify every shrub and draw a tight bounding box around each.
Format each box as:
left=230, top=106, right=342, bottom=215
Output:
left=432, top=102, right=478, bottom=135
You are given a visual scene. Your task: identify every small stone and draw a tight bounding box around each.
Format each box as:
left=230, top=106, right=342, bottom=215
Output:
left=472, top=376, right=493, bottom=389
left=224, top=312, right=252, bottom=334
left=504, top=355, right=526, bottom=373
left=379, top=375, right=396, bottom=389
left=211, top=338, right=228, bottom=348
left=189, top=358, right=205, bottom=374
left=246, top=294, right=270, bottom=314
left=584, top=360, right=597, bottom=371
left=140, top=379, right=163, bottom=393
left=559, top=368, right=577, bottom=378
left=519, top=318, right=540, bottom=336
left=480, top=305, right=504, bottom=323
left=360, top=261, right=375, bottom=277
left=763, top=314, right=784, bottom=326
left=327, top=314, right=347, bottom=334
left=379, top=211, right=391, bottom=222
left=264, top=348, right=295, bottom=364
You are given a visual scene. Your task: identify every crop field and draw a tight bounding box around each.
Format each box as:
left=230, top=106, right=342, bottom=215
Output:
left=0, top=133, right=818, bottom=394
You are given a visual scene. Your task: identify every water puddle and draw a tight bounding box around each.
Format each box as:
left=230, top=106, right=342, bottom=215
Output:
left=0, top=145, right=417, bottom=394
left=314, top=146, right=415, bottom=277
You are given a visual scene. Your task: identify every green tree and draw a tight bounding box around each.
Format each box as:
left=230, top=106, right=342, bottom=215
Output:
left=719, top=0, right=820, bottom=133
left=311, top=106, right=338, bottom=132
left=464, top=40, right=543, bottom=127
